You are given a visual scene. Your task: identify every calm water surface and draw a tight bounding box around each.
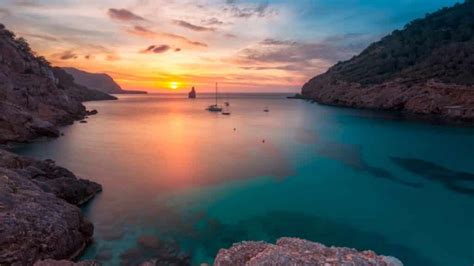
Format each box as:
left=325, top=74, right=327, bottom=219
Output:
left=12, top=94, right=474, bottom=266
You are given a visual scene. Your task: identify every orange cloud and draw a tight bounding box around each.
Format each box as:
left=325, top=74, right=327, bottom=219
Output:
left=172, top=20, right=216, bottom=32
left=108, top=8, right=146, bottom=21
left=127, top=26, right=208, bottom=48
left=140, top=45, right=171, bottom=54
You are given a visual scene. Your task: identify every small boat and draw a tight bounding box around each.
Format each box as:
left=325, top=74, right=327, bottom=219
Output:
left=222, top=106, right=231, bottom=115
left=263, top=106, right=269, bottom=112
left=207, top=104, right=223, bottom=112
left=207, top=83, right=222, bottom=112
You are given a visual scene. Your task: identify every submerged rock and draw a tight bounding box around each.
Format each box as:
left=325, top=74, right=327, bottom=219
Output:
left=118, top=236, right=190, bottom=266
left=95, top=247, right=113, bottom=261
left=137, top=235, right=162, bottom=250
left=0, top=149, right=101, bottom=265
left=34, top=260, right=101, bottom=266
left=214, top=238, right=403, bottom=266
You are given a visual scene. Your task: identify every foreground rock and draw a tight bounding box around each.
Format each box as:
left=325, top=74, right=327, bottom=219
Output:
left=302, top=1, right=474, bottom=123
left=214, top=238, right=403, bottom=266
left=0, top=24, right=116, bottom=144
left=0, top=149, right=102, bottom=265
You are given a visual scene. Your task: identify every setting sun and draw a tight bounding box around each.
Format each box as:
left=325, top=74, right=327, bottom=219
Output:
left=170, top=82, right=179, bottom=90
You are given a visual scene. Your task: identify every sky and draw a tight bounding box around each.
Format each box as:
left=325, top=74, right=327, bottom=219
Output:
left=0, top=0, right=461, bottom=92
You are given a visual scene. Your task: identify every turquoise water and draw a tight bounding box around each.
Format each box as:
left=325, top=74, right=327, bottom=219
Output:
left=11, top=94, right=474, bottom=266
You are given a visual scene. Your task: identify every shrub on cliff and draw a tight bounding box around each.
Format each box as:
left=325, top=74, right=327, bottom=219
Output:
left=327, top=0, right=474, bottom=86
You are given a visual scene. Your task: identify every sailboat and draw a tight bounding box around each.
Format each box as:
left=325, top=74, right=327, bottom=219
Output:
left=206, top=83, right=223, bottom=112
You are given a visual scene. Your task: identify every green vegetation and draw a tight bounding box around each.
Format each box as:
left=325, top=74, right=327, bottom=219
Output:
left=328, top=0, right=474, bottom=86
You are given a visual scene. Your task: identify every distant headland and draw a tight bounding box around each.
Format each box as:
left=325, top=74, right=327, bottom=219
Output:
left=64, top=67, right=148, bottom=95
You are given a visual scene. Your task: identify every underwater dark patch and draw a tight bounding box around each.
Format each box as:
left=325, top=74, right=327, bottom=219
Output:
left=391, top=157, right=474, bottom=196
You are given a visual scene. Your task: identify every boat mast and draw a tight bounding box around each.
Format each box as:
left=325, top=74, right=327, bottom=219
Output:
left=215, top=82, right=218, bottom=105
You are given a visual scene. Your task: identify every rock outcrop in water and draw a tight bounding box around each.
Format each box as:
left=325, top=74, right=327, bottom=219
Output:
left=63, top=67, right=147, bottom=95
left=214, top=238, right=403, bottom=266
left=302, top=1, right=474, bottom=123
left=0, top=149, right=102, bottom=265
left=188, top=87, right=197, bottom=99
left=0, top=24, right=116, bottom=144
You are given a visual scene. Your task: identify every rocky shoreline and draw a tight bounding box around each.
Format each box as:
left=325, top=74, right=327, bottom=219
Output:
left=0, top=24, right=107, bottom=265
left=0, top=149, right=101, bottom=265
left=302, top=79, right=474, bottom=124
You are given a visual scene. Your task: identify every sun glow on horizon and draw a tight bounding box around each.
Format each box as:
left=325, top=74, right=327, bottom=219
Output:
left=169, top=82, right=179, bottom=90
left=4, top=0, right=458, bottom=93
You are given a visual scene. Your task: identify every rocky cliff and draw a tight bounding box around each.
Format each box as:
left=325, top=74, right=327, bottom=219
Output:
left=0, top=25, right=107, bottom=265
left=0, top=24, right=116, bottom=144
left=214, top=238, right=403, bottom=266
left=63, top=67, right=147, bottom=94
left=0, top=149, right=102, bottom=265
left=302, top=1, right=474, bottom=123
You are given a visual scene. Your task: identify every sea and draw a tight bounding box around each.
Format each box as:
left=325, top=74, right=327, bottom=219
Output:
left=11, top=93, right=474, bottom=266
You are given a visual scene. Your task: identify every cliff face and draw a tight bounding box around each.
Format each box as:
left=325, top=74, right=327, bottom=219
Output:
left=0, top=25, right=115, bottom=144
left=302, top=1, right=474, bottom=123
left=63, top=67, right=147, bottom=94
left=0, top=25, right=107, bottom=265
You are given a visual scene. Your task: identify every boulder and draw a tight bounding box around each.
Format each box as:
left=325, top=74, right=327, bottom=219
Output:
left=214, top=238, right=403, bottom=266
left=0, top=149, right=101, bottom=265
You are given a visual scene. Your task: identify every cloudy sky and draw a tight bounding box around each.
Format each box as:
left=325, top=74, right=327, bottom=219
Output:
left=0, top=0, right=460, bottom=92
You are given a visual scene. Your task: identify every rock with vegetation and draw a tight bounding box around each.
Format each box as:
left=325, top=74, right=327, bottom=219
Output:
left=0, top=149, right=101, bottom=265
left=302, top=0, right=474, bottom=123
left=63, top=67, right=148, bottom=94
left=0, top=24, right=116, bottom=144
left=214, top=238, right=403, bottom=266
